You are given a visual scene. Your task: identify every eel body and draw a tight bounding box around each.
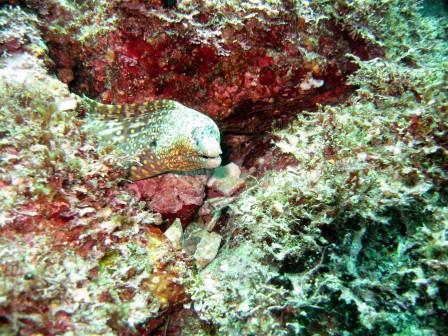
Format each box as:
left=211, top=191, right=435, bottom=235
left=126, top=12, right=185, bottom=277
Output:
left=81, top=97, right=222, bottom=181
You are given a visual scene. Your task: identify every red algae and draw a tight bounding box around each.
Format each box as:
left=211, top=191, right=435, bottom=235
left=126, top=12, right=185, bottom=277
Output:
left=4, top=1, right=443, bottom=335
left=129, top=174, right=208, bottom=224
left=22, top=0, right=374, bottom=124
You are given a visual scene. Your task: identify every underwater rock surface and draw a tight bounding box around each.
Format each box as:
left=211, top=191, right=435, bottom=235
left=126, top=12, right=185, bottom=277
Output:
left=0, top=0, right=447, bottom=335
left=129, top=173, right=208, bottom=224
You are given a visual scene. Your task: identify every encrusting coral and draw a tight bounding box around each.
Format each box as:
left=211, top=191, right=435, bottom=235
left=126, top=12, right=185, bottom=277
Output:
left=0, top=0, right=447, bottom=335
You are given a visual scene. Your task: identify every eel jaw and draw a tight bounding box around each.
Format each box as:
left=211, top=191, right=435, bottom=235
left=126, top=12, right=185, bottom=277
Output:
left=201, top=155, right=222, bottom=168
left=196, top=136, right=222, bottom=168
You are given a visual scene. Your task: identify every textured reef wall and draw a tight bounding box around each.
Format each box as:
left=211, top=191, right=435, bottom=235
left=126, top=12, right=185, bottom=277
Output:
left=0, top=0, right=447, bottom=335
left=0, top=43, right=190, bottom=336
left=8, top=0, right=381, bottom=169
left=189, top=2, right=448, bottom=335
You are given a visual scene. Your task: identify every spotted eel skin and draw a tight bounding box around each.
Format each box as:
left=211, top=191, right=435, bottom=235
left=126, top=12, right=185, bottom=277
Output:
left=81, top=97, right=222, bottom=181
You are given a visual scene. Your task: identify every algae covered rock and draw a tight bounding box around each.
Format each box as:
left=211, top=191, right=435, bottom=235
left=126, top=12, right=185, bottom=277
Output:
left=1, top=1, right=447, bottom=335
left=129, top=173, right=208, bottom=224
left=188, top=1, right=448, bottom=335
left=193, top=231, right=222, bottom=269
left=0, top=11, right=192, bottom=334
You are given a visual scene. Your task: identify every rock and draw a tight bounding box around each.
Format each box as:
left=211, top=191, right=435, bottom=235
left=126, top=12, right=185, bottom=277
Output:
left=226, top=135, right=299, bottom=177
left=162, top=308, right=209, bottom=336
left=58, top=94, right=78, bottom=111
left=57, top=67, right=74, bottom=84
left=299, top=75, right=325, bottom=91
left=193, top=231, right=222, bottom=268
left=164, top=218, right=183, bottom=249
left=207, top=162, right=241, bottom=186
left=181, top=222, right=204, bottom=256
left=198, top=196, right=236, bottom=231
left=207, top=163, right=246, bottom=197
left=129, top=173, right=208, bottom=224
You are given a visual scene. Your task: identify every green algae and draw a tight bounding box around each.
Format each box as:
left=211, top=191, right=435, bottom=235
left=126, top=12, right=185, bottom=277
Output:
left=189, top=1, right=447, bottom=335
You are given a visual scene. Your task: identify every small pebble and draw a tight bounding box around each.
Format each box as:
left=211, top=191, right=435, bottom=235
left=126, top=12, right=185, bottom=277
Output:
left=194, top=231, right=222, bottom=268
left=164, top=218, right=183, bottom=249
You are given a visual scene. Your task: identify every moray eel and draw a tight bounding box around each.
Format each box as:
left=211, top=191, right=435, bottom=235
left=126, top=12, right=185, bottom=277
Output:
left=81, top=97, right=222, bottom=181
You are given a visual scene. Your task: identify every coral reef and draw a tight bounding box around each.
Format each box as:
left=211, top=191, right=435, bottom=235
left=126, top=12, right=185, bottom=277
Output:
left=14, top=0, right=376, bottom=166
left=0, top=8, right=191, bottom=334
left=0, top=0, right=447, bottom=335
left=21, top=0, right=361, bottom=116
left=190, top=1, right=448, bottom=335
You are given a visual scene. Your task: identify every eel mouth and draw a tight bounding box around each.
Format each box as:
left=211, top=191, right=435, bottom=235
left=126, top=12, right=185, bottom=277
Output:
left=199, top=154, right=222, bottom=168
left=196, top=138, right=222, bottom=168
